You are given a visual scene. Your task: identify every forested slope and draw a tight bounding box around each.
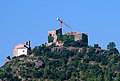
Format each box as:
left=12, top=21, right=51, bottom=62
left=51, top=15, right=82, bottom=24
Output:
left=0, top=42, right=120, bottom=81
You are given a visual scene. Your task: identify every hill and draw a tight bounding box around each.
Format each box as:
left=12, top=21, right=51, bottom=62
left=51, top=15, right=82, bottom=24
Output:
left=0, top=42, right=120, bottom=81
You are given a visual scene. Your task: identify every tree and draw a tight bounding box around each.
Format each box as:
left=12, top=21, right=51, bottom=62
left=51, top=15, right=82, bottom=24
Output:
left=107, top=42, right=119, bottom=54
left=97, top=75, right=103, bottom=81
left=34, top=71, right=43, bottom=78
left=115, top=73, right=120, bottom=81
left=7, top=56, right=11, bottom=60
left=107, top=42, right=116, bottom=50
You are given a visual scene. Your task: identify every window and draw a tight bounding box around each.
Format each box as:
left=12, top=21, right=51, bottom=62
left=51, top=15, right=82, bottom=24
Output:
left=49, top=34, right=52, bottom=37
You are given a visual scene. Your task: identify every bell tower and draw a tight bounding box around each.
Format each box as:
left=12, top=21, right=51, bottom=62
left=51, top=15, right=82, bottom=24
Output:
left=26, top=40, right=30, bottom=48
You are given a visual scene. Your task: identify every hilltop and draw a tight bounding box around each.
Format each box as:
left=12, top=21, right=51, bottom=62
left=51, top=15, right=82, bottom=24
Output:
left=0, top=22, right=120, bottom=81
left=0, top=41, right=120, bottom=81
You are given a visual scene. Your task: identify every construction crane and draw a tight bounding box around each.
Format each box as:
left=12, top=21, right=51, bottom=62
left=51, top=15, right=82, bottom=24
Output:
left=57, top=17, right=72, bottom=29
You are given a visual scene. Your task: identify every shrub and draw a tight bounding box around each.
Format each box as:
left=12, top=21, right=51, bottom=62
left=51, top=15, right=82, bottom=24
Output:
left=48, top=36, right=54, bottom=43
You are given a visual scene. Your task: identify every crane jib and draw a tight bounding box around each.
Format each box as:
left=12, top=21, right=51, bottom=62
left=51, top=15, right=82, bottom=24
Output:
left=57, top=17, right=72, bottom=29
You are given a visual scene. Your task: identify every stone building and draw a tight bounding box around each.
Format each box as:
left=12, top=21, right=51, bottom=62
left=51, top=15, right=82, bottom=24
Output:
left=66, top=32, right=88, bottom=43
left=48, top=28, right=62, bottom=38
left=12, top=40, right=31, bottom=57
left=48, top=28, right=62, bottom=42
left=46, top=27, right=88, bottom=47
left=46, top=28, right=62, bottom=46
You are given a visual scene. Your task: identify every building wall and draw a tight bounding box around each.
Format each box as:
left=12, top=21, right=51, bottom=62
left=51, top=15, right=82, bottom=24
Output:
left=56, top=28, right=62, bottom=35
left=12, top=48, right=18, bottom=57
left=48, top=28, right=62, bottom=43
left=12, top=41, right=31, bottom=57
left=47, top=29, right=88, bottom=47
left=66, top=32, right=81, bottom=35
left=48, top=30, right=56, bottom=37
left=66, top=32, right=88, bottom=43
left=17, top=48, right=27, bottom=56
left=13, top=47, right=28, bottom=57
left=74, top=34, right=82, bottom=41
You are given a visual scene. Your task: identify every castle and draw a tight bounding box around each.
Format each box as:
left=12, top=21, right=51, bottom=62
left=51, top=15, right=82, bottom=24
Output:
left=12, top=28, right=88, bottom=57
left=12, top=20, right=88, bottom=57
left=46, top=28, right=88, bottom=47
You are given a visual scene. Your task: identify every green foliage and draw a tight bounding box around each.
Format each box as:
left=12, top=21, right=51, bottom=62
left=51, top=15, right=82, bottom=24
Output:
left=0, top=42, right=120, bottom=81
left=107, top=42, right=116, bottom=50
left=33, top=71, right=43, bottom=78
left=19, top=54, right=27, bottom=58
left=57, top=34, right=74, bottom=42
left=25, top=62, right=35, bottom=67
left=7, top=56, right=11, bottom=60
left=94, top=44, right=101, bottom=49
left=64, top=40, right=88, bottom=47
left=48, top=36, right=54, bottom=43
left=6, top=67, right=12, bottom=72
left=27, top=49, right=32, bottom=55
left=14, top=58, right=20, bottom=64
left=58, top=34, right=88, bottom=47
left=107, top=42, right=119, bottom=54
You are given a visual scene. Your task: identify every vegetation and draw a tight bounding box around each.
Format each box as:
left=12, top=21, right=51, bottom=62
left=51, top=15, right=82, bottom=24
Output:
left=57, top=34, right=88, bottom=47
left=48, top=36, right=54, bottom=43
left=0, top=41, right=120, bottom=81
left=57, top=34, right=74, bottom=42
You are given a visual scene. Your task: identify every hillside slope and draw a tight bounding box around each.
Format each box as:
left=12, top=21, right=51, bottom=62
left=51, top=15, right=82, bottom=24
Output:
left=0, top=43, right=120, bottom=81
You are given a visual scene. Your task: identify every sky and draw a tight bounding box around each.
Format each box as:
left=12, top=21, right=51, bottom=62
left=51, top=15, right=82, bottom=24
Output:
left=0, top=0, right=120, bottom=66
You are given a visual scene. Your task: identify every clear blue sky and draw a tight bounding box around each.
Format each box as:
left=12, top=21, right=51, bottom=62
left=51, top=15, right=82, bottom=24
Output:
left=0, top=0, right=120, bottom=66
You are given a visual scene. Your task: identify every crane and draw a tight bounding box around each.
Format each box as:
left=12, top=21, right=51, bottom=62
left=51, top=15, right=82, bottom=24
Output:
left=57, top=17, right=72, bottom=29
